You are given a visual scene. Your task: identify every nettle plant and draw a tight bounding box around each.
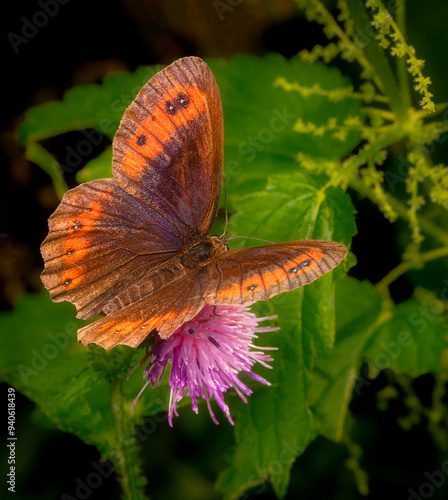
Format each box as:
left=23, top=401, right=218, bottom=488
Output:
left=2, top=0, right=447, bottom=498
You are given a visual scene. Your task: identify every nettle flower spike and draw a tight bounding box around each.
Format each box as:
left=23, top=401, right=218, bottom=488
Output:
left=128, top=304, right=278, bottom=426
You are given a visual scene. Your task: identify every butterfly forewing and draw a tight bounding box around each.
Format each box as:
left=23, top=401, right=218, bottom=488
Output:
left=41, top=57, right=224, bottom=322
left=41, top=179, right=181, bottom=319
left=112, top=57, right=224, bottom=242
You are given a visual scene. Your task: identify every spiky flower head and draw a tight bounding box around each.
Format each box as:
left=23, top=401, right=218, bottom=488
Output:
left=129, top=304, right=278, bottom=426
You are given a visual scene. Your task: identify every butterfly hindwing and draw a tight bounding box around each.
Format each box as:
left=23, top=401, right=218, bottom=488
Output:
left=205, top=240, right=347, bottom=305
left=77, top=269, right=210, bottom=349
left=77, top=240, right=347, bottom=348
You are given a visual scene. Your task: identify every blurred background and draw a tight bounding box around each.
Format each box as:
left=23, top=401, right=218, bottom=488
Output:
left=2, top=0, right=448, bottom=499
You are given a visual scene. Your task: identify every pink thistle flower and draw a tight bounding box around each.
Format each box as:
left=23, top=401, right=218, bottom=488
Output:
left=128, top=304, right=278, bottom=426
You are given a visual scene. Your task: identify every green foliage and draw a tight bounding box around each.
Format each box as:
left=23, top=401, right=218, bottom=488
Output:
left=296, top=0, right=448, bottom=249
left=217, top=172, right=355, bottom=498
left=5, top=1, right=448, bottom=499
left=0, top=294, right=171, bottom=499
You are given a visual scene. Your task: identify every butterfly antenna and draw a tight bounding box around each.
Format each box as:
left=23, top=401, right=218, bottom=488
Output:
left=219, top=177, right=236, bottom=248
left=220, top=177, right=271, bottom=244
left=222, top=176, right=229, bottom=236
left=227, top=235, right=274, bottom=244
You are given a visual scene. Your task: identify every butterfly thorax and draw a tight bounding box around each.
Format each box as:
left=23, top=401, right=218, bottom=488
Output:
left=180, top=235, right=228, bottom=271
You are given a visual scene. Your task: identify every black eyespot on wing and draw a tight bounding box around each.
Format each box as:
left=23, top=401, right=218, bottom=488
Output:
left=165, top=100, right=178, bottom=116
left=136, top=134, right=147, bottom=146
left=164, top=92, right=190, bottom=116
left=247, top=283, right=258, bottom=291
left=289, top=259, right=312, bottom=274
left=175, top=92, right=190, bottom=110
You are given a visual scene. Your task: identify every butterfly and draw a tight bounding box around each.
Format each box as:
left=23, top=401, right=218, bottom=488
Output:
left=41, top=56, right=347, bottom=350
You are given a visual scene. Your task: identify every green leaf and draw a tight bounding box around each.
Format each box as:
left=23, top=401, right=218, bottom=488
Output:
left=310, top=282, right=448, bottom=444
left=0, top=292, right=168, bottom=499
left=218, top=171, right=356, bottom=499
left=17, top=66, right=161, bottom=146
left=309, top=277, right=383, bottom=442
left=209, top=53, right=361, bottom=200
left=364, top=299, right=447, bottom=376
left=230, top=171, right=356, bottom=356
left=80, top=54, right=361, bottom=188
left=18, top=55, right=361, bottom=196
left=0, top=293, right=172, bottom=437
left=17, top=66, right=163, bottom=194
left=76, top=146, right=113, bottom=183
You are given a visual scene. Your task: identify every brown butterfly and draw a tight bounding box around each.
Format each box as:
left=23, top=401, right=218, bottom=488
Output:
left=41, top=57, right=347, bottom=350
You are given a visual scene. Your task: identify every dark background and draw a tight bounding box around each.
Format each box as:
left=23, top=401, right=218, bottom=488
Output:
left=2, top=0, right=448, bottom=499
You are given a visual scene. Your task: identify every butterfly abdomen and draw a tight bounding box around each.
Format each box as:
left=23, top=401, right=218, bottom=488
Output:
left=102, top=236, right=227, bottom=316
left=102, top=259, right=188, bottom=315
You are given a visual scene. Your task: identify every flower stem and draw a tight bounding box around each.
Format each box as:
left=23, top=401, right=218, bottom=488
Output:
left=345, top=0, right=408, bottom=122
left=26, top=142, right=68, bottom=199
left=348, top=175, right=448, bottom=247
left=111, top=377, right=148, bottom=500
left=395, top=0, right=412, bottom=110
left=313, top=0, right=382, bottom=91
left=337, top=124, right=405, bottom=183
left=375, top=246, right=448, bottom=296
